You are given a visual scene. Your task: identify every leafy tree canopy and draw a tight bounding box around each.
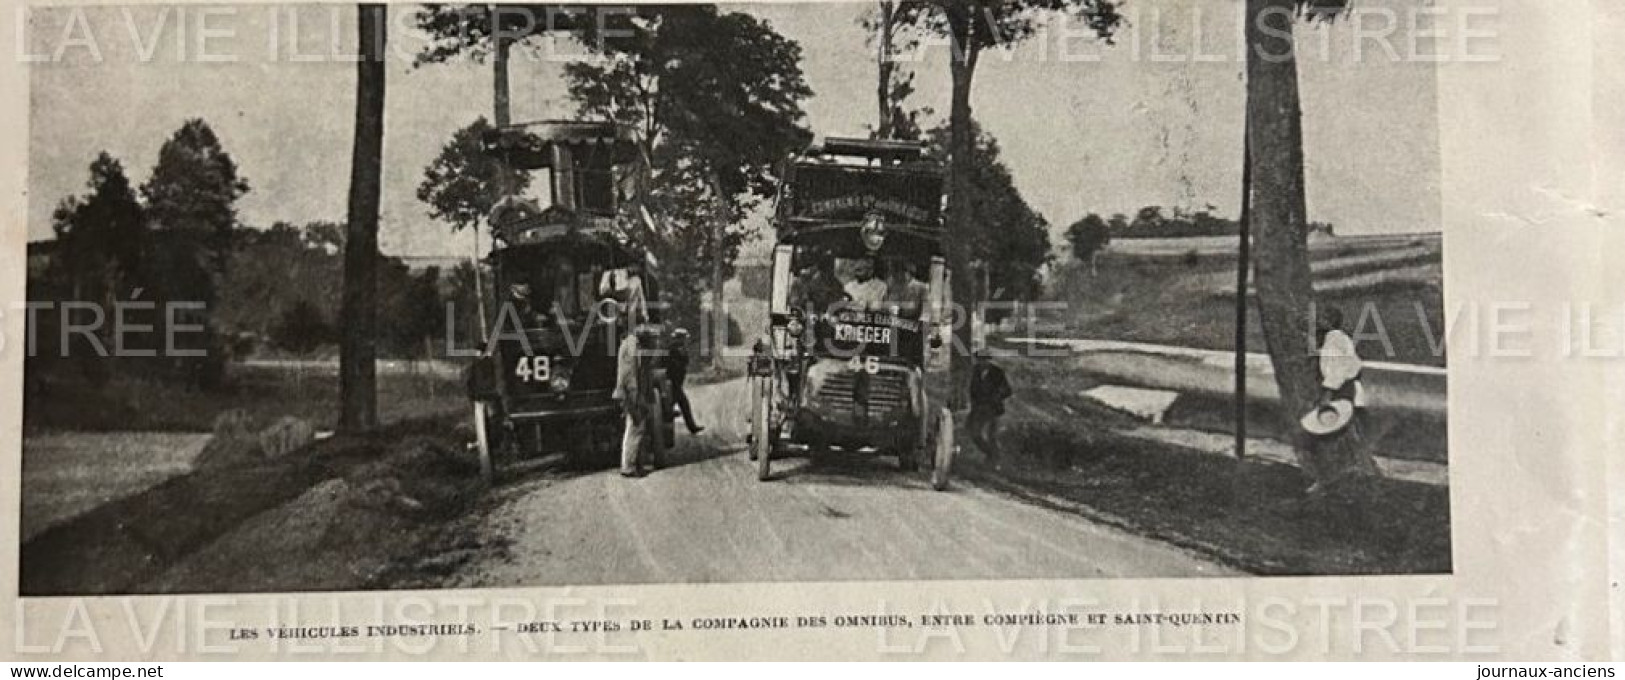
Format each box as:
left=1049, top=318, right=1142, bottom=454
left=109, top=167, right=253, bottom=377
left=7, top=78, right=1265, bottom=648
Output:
left=418, top=116, right=534, bottom=232
left=566, top=5, right=814, bottom=200
left=412, top=3, right=641, bottom=65
left=141, top=118, right=249, bottom=237
left=563, top=4, right=814, bottom=329
left=924, top=121, right=1050, bottom=302
left=50, top=152, right=148, bottom=297
left=140, top=118, right=249, bottom=289
left=1065, top=213, right=1110, bottom=262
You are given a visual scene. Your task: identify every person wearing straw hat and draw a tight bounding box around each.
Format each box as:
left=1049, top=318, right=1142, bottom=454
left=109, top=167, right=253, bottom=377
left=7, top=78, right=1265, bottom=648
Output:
left=1300, top=305, right=1368, bottom=490
left=1314, top=306, right=1367, bottom=408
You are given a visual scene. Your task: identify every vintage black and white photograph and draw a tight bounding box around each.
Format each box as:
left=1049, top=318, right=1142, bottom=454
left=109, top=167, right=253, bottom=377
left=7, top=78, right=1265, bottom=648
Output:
left=19, top=0, right=1451, bottom=597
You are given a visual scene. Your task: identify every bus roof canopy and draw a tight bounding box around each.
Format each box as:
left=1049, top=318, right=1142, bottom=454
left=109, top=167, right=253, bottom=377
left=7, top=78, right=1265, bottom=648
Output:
left=774, top=138, right=945, bottom=257
left=482, top=120, right=639, bottom=171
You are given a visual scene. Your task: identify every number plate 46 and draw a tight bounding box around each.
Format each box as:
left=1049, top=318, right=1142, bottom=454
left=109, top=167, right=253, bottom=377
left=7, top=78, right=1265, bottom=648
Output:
left=848, top=356, right=881, bottom=375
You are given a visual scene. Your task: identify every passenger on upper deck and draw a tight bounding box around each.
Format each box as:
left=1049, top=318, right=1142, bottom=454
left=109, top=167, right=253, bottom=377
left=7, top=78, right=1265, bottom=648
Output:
left=843, top=258, right=888, bottom=308
left=504, top=282, right=550, bottom=329
left=598, top=258, right=649, bottom=325
left=789, top=254, right=846, bottom=318
left=883, top=262, right=930, bottom=320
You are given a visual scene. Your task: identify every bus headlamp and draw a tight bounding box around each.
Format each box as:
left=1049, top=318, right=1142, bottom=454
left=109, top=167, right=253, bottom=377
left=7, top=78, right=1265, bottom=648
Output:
left=550, top=362, right=573, bottom=393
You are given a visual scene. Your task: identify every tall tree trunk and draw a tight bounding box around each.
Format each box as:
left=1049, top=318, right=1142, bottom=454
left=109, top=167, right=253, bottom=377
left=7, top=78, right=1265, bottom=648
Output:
left=707, top=172, right=728, bottom=365
left=340, top=3, right=386, bottom=433
left=1244, top=0, right=1376, bottom=481
left=492, top=17, right=512, bottom=128
left=875, top=1, right=896, bottom=139
left=475, top=25, right=513, bottom=343
left=944, top=12, right=978, bottom=411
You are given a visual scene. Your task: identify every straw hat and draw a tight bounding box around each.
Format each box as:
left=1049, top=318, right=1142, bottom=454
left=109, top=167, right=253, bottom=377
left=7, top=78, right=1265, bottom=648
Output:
left=1300, top=399, right=1355, bottom=436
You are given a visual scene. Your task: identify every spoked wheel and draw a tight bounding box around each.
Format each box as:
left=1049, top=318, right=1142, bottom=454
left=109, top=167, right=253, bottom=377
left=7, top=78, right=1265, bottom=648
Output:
left=899, top=451, right=920, bottom=472
left=899, top=439, right=920, bottom=472
left=931, top=407, right=954, bottom=492
left=752, top=378, right=772, bottom=481
left=645, top=389, right=668, bottom=470
left=473, top=401, right=495, bottom=483
left=747, top=378, right=759, bottom=461
left=904, top=402, right=931, bottom=473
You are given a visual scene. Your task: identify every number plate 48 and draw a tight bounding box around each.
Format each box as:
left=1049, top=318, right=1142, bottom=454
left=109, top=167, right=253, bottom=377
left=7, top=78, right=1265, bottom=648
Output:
left=514, top=355, right=551, bottom=383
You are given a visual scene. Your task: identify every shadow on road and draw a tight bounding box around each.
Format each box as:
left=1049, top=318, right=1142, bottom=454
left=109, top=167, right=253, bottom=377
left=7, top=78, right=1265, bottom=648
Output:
left=656, top=434, right=745, bottom=471
left=767, top=449, right=941, bottom=492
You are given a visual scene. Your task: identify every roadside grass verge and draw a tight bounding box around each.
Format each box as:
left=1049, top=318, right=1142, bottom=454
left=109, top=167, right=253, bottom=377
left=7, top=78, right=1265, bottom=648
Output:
left=961, top=420, right=1452, bottom=575
left=20, top=414, right=485, bottom=595
left=955, top=357, right=1452, bottom=575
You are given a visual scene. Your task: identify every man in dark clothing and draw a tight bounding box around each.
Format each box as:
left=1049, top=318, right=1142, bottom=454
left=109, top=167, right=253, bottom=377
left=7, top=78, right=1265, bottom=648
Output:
left=665, top=328, right=704, bottom=435
left=788, top=255, right=846, bottom=318
left=968, top=349, right=1013, bottom=468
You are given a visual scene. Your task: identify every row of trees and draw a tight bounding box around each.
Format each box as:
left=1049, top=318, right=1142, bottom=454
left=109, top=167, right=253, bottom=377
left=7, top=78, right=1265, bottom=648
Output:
left=43, top=120, right=249, bottom=386
left=50, top=121, right=246, bottom=311
left=1064, top=206, right=1335, bottom=268
left=223, top=221, right=462, bottom=358
left=41, top=141, right=462, bottom=376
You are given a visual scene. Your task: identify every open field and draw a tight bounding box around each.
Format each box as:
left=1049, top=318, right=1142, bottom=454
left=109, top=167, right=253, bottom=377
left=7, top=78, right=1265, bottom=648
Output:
left=1105, top=232, right=1440, bottom=258
left=19, top=361, right=472, bottom=566
left=24, top=362, right=467, bottom=433
left=1045, top=234, right=1446, bottom=367
left=20, top=415, right=484, bottom=595
left=21, top=432, right=212, bottom=543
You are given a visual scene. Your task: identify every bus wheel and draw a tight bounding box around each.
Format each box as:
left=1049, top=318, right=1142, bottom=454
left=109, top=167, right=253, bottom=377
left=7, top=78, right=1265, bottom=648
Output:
left=753, top=380, right=772, bottom=481
left=899, top=439, right=920, bottom=472
left=646, top=391, right=668, bottom=470
left=746, top=378, right=760, bottom=461
left=473, top=401, right=495, bottom=484
left=931, top=407, right=954, bottom=492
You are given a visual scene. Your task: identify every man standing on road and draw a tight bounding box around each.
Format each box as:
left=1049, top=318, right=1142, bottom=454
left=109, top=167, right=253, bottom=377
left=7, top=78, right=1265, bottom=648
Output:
left=614, top=326, right=653, bottom=477
left=969, top=349, right=1013, bottom=469
left=665, top=328, right=704, bottom=435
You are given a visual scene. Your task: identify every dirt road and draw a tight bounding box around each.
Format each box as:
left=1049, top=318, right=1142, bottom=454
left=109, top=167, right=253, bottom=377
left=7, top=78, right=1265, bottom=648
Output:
left=445, top=379, right=1236, bottom=587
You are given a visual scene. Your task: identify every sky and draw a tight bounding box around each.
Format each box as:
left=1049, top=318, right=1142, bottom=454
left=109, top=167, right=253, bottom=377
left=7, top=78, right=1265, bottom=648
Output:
left=25, top=1, right=1444, bottom=257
